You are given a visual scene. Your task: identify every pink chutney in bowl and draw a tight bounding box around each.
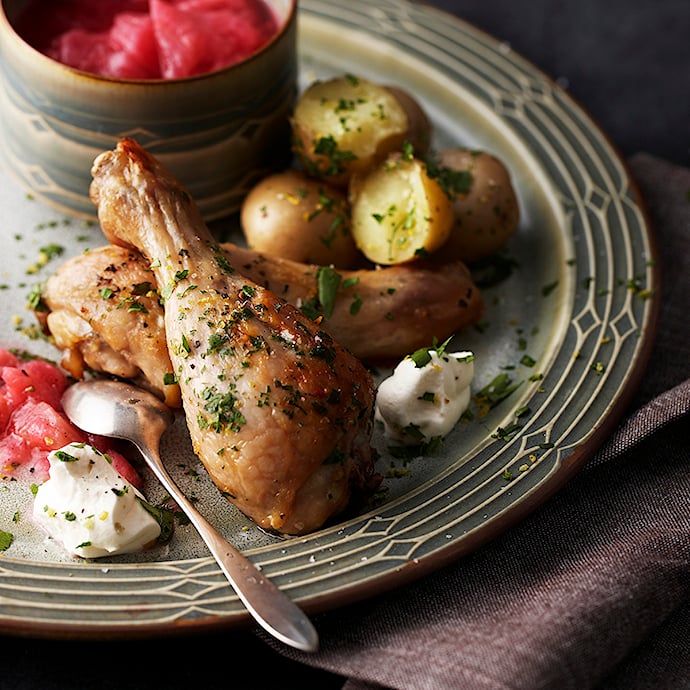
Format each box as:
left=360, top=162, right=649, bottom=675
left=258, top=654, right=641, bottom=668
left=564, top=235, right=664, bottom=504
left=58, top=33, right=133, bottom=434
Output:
left=13, top=0, right=280, bottom=79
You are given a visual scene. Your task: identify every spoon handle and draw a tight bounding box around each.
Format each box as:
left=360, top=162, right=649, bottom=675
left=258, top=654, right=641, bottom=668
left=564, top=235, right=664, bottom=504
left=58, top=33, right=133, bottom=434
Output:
left=137, top=439, right=319, bottom=652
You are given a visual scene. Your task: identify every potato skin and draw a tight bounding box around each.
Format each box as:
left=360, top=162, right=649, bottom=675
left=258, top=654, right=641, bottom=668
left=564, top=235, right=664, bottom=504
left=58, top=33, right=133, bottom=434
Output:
left=349, top=153, right=454, bottom=265
left=384, top=85, right=432, bottom=157
left=435, top=148, right=520, bottom=262
left=240, top=169, right=359, bottom=268
left=291, top=75, right=411, bottom=187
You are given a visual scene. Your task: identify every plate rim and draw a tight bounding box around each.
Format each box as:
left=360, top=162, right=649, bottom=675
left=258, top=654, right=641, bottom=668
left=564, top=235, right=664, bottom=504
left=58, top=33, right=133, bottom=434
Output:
left=0, top=0, right=660, bottom=638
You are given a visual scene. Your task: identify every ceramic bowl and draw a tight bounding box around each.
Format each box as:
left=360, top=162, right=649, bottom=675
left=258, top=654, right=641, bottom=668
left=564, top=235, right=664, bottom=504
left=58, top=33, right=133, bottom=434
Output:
left=0, top=0, right=297, bottom=221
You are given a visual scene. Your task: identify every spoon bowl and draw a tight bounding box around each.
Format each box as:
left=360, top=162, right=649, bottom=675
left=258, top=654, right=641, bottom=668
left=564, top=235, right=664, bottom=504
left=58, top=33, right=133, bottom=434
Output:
left=62, top=378, right=174, bottom=450
left=61, top=378, right=319, bottom=652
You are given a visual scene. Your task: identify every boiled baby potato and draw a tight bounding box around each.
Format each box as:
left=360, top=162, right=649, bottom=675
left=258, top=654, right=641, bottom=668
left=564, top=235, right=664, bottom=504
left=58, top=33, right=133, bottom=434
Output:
left=349, top=151, right=454, bottom=265
left=240, top=170, right=359, bottom=268
left=434, top=148, right=520, bottom=262
left=292, top=75, right=424, bottom=186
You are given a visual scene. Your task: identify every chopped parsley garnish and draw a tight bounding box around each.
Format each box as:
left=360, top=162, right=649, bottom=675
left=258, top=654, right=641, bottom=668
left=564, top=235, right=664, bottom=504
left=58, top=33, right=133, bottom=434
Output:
left=117, top=297, right=148, bottom=314
left=408, top=336, right=453, bottom=367
left=424, top=154, right=473, bottom=198
left=131, top=281, right=153, bottom=295
left=137, top=499, right=175, bottom=543
left=317, top=266, right=342, bottom=318
left=198, top=385, right=246, bottom=433
left=311, top=135, right=357, bottom=177
left=542, top=281, right=559, bottom=296
left=474, top=373, right=522, bottom=415
left=0, top=530, right=14, bottom=551
left=27, top=283, right=47, bottom=312
left=214, top=251, right=234, bottom=275
left=53, top=450, right=79, bottom=463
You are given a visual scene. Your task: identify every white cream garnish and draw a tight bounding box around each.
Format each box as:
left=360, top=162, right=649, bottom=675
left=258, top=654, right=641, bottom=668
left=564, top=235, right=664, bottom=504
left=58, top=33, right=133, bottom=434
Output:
left=375, top=348, right=475, bottom=444
left=33, top=442, right=160, bottom=559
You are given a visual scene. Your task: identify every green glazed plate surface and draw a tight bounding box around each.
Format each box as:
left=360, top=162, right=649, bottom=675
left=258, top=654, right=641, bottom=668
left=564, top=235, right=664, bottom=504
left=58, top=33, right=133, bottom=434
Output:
left=0, top=0, right=658, bottom=637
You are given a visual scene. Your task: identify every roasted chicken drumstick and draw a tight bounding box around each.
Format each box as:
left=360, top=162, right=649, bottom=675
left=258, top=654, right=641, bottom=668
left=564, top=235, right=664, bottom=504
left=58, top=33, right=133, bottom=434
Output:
left=89, top=138, right=379, bottom=535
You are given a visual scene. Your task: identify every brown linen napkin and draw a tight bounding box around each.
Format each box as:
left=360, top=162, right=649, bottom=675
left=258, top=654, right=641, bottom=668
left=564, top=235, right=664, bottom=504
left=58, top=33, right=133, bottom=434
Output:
left=263, top=153, right=690, bottom=690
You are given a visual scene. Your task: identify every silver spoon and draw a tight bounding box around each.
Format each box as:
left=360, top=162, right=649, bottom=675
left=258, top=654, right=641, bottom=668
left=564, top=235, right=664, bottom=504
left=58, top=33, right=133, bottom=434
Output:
left=61, top=379, right=319, bottom=653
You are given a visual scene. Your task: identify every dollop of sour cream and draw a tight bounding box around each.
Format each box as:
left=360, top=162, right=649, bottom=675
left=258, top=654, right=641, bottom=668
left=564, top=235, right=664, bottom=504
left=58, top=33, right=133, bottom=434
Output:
left=375, top=348, right=475, bottom=445
left=33, top=442, right=161, bottom=559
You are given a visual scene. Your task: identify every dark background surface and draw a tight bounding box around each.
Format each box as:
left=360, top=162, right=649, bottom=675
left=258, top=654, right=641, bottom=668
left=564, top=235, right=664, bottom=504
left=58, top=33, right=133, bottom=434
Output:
left=429, top=0, right=689, bottom=167
left=2, top=1, right=688, bottom=688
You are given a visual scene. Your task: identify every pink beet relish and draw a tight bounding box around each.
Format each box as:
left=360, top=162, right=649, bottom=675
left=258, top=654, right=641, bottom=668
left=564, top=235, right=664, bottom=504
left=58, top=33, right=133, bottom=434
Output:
left=0, top=348, right=143, bottom=488
left=13, top=0, right=280, bottom=79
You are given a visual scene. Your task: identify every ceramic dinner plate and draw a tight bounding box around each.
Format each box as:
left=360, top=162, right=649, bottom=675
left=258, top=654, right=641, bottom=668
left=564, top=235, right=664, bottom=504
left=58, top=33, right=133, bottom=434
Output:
left=0, top=0, right=658, bottom=637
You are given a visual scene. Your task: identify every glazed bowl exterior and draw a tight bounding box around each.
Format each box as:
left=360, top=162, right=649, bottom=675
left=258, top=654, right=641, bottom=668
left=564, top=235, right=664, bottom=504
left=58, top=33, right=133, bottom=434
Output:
left=0, top=0, right=297, bottom=220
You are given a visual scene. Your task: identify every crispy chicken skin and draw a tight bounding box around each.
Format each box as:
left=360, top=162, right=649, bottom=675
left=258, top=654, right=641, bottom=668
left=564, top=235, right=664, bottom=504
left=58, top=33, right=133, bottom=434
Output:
left=39, top=245, right=181, bottom=408
left=89, top=138, right=379, bottom=535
